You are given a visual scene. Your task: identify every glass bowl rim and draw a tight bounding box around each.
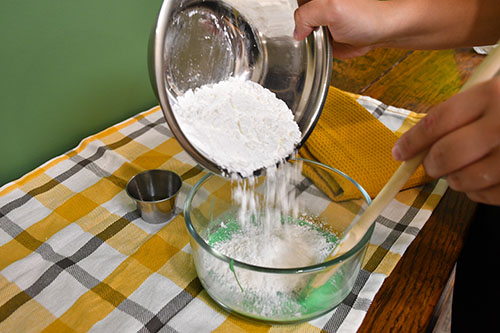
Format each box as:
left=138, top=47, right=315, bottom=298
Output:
left=183, top=158, right=373, bottom=274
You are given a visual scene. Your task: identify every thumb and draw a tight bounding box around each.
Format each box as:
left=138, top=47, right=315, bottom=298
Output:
left=294, top=0, right=333, bottom=41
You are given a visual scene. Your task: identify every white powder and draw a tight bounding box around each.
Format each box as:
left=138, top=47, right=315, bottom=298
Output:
left=215, top=224, right=325, bottom=268
left=201, top=212, right=337, bottom=318
left=173, top=77, right=301, bottom=177
left=199, top=162, right=338, bottom=318
left=176, top=77, right=335, bottom=318
left=211, top=220, right=334, bottom=292
left=231, top=161, right=303, bottom=233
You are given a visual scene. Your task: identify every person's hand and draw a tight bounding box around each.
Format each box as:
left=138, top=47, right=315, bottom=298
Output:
left=392, top=77, right=500, bottom=206
left=293, top=0, right=387, bottom=58
left=293, top=0, right=500, bottom=58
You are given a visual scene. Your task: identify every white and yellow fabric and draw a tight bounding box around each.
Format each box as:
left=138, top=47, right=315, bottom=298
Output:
left=0, top=88, right=447, bottom=332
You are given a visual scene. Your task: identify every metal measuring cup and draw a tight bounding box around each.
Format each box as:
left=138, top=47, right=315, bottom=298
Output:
left=126, top=169, right=182, bottom=224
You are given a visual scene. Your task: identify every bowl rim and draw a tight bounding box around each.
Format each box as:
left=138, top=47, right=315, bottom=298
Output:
left=125, top=169, right=182, bottom=203
left=183, top=158, right=373, bottom=274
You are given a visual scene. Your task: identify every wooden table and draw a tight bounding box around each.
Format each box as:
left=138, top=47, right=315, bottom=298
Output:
left=329, top=48, right=483, bottom=332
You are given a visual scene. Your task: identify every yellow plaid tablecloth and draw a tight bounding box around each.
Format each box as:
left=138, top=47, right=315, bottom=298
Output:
left=0, top=94, right=447, bottom=332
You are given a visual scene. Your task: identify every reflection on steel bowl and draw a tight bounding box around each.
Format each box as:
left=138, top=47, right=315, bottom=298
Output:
left=149, top=0, right=332, bottom=175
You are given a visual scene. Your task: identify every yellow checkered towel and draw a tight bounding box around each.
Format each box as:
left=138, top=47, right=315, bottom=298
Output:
left=0, top=104, right=447, bottom=332
left=299, top=86, right=432, bottom=201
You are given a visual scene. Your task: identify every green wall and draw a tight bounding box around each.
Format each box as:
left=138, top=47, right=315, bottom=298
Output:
left=0, top=0, right=164, bottom=186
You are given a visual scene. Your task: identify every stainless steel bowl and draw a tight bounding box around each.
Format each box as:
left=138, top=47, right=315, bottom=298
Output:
left=149, top=0, right=332, bottom=175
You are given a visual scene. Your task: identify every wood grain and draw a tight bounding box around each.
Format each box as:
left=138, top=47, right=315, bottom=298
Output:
left=364, top=50, right=456, bottom=113
left=333, top=48, right=485, bottom=113
left=330, top=48, right=410, bottom=93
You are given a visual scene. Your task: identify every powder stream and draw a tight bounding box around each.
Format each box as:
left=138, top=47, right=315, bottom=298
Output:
left=173, top=77, right=301, bottom=177
left=176, top=78, right=336, bottom=319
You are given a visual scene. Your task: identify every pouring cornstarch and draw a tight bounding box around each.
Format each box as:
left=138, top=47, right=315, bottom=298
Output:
left=173, top=77, right=301, bottom=177
left=174, top=78, right=339, bottom=318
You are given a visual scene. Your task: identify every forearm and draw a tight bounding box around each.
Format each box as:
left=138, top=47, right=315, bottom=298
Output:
left=378, top=0, right=500, bottom=50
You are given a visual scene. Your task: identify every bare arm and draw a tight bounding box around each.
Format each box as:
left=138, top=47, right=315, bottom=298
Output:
left=294, top=0, right=500, bottom=205
left=380, top=0, right=500, bottom=49
left=294, top=0, right=500, bottom=58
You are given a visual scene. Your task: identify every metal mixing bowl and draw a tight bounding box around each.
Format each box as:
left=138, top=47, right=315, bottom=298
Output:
left=149, top=0, right=332, bottom=176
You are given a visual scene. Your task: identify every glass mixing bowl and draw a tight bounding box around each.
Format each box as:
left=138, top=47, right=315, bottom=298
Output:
left=184, top=159, right=373, bottom=323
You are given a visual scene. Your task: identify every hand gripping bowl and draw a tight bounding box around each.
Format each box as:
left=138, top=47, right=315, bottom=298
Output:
left=149, top=0, right=332, bottom=175
left=184, top=159, right=373, bottom=323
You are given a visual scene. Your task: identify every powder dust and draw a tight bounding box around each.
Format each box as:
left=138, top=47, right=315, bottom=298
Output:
left=175, top=78, right=337, bottom=318
left=173, top=77, right=301, bottom=177
left=200, top=162, right=338, bottom=318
